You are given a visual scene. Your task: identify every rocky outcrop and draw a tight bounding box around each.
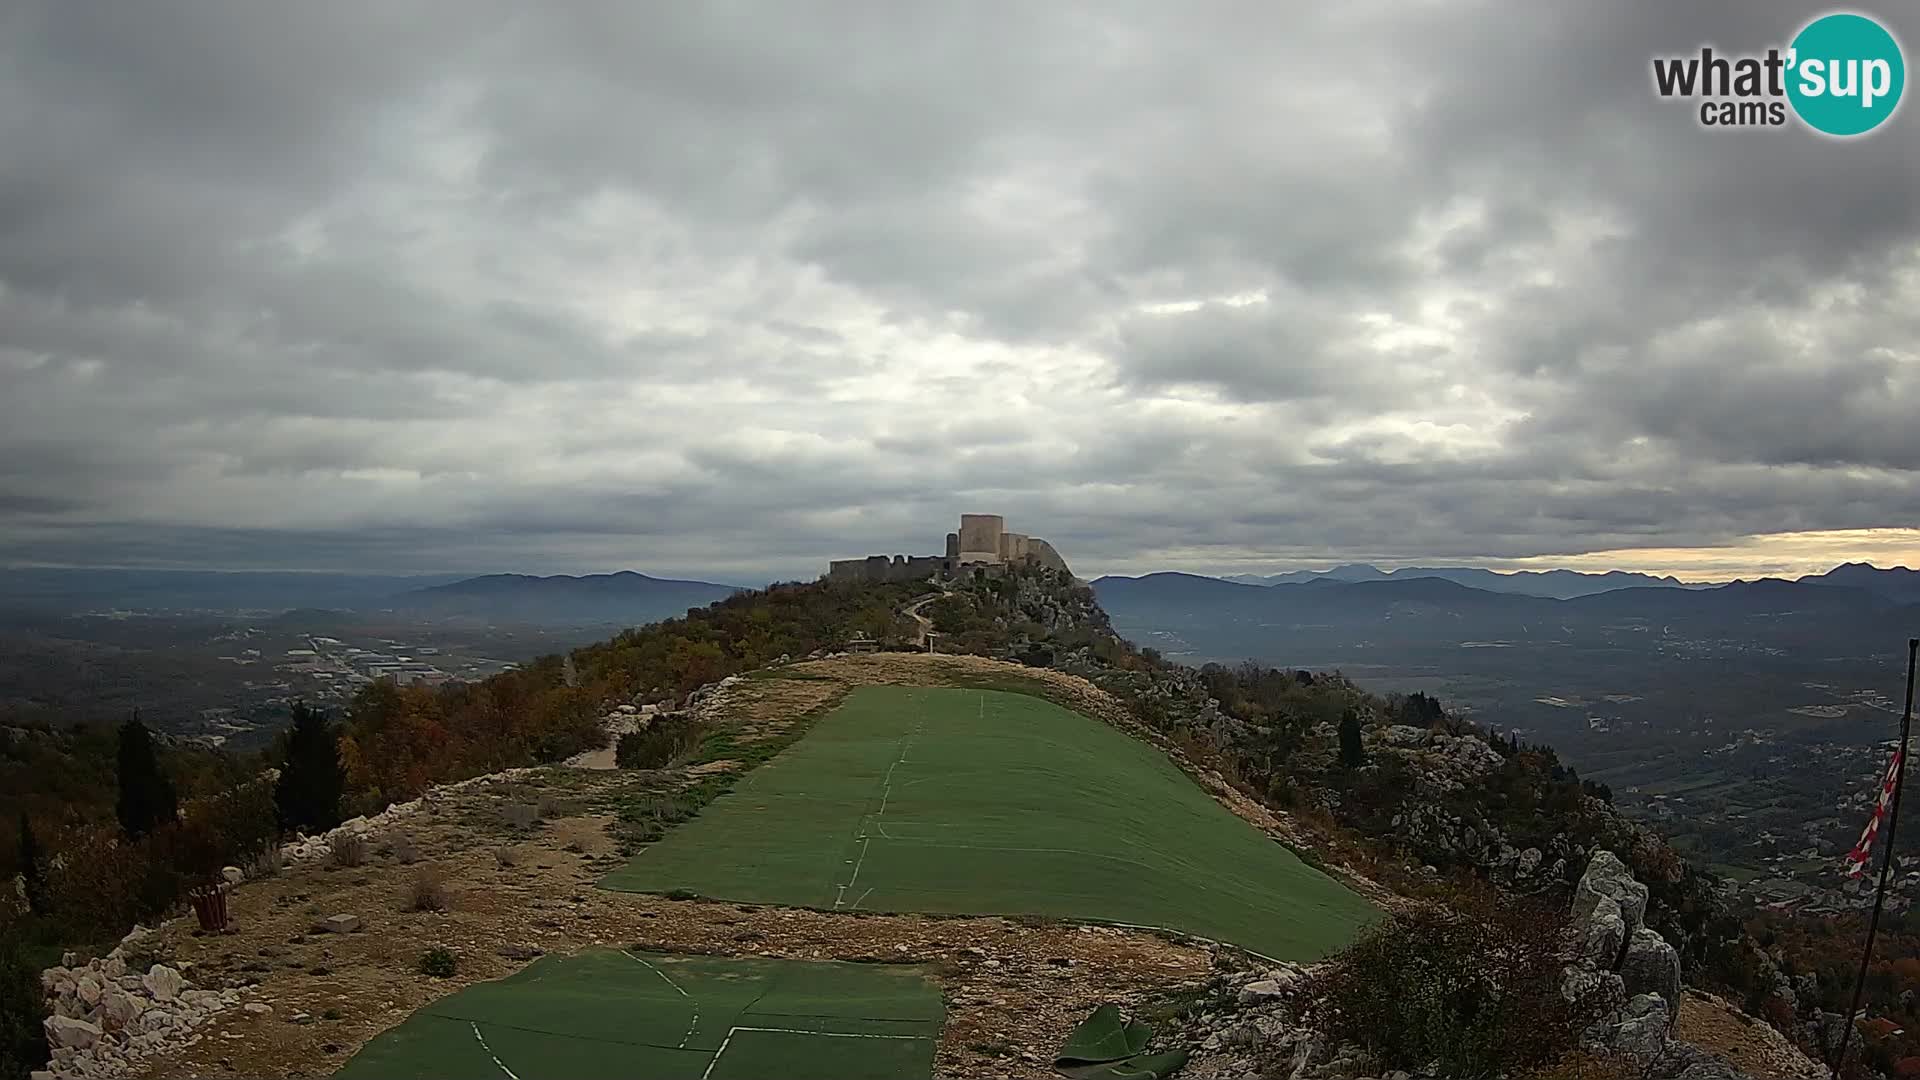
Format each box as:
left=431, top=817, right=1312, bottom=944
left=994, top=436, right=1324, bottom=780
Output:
left=1566, top=849, right=1739, bottom=1078
left=1574, top=850, right=1649, bottom=931
left=1582, top=895, right=1628, bottom=968
left=1621, top=927, right=1682, bottom=1011
left=39, top=926, right=251, bottom=1079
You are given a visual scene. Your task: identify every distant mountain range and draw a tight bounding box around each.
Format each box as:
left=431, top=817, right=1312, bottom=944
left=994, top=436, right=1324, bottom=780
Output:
left=1215, top=560, right=1920, bottom=603
left=1092, top=563, right=1920, bottom=665
left=0, top=568, right=470, bottom=614
left=1796, top=561, right=1920, bottom=603
left=1218, top=563, right=1705, bottom=599
left=393, top=571, right=740, bottom=624
left=0, top=567, right=740, bottom=627
left=9, top=559, right=1917, bottom=636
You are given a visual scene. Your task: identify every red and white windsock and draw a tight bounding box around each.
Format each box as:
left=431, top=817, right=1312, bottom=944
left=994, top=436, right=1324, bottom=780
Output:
left=1844, top=748, right=1905, bottom=879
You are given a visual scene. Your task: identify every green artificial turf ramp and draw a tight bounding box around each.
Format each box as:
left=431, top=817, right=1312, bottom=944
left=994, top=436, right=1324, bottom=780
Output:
left=602, top=685, right=1376, bottom=960
left=333, top=949, right=943, bottom=1080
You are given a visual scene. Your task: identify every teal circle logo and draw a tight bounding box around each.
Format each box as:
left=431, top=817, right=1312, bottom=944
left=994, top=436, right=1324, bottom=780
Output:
left=1787, top=12, right=1905, bottom=136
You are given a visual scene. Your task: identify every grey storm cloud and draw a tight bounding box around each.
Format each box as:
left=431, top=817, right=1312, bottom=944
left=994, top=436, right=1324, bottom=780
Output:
left=3, top=1, right=1919, bottom=581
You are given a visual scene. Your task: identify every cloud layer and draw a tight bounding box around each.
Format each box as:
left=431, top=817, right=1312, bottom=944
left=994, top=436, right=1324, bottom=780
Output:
left=3, top=2, right=1918, bottom=581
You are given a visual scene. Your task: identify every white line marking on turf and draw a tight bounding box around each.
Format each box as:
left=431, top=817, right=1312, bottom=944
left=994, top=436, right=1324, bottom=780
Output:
left=703, top=1022, right=930, bottom=1074
left=733, top=1025, right=923, bottom=1039
left=469, top=1022, right=521, bottom=1080
left=834, top=702, right=927, bottom=908
left=851, top=886, right=874, bottom=910
left=623, top=952, right=700, bottom=1048
left=835, top=836, right=872, bottom=908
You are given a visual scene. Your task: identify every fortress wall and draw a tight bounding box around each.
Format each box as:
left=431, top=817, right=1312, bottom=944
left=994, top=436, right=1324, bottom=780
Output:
left=1025, top=538, right=1071, bottom=576
left=827, top=554, right=945, bottom=583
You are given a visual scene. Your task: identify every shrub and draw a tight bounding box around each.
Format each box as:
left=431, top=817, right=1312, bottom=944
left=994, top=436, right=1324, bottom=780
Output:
left=388, top=835, right=419, bottom=865
left=419, top=946, right=456, bottom=978
left=612, top=794, right=698, bottom=851
left=1, top=931, right=49, bottom=1080
left=501, top=803, right=538, bottom=830
left=615, top=717, right=705, bottom=770
left=40, top=823, right=172, bottom=943
left=327, top=834, right=367, bottom=869
left=245, top=843, right=283, bottom=880
left=1308, top=900, right=1614, bottom=1079
left=406, top=868, right=450, bottom=912
left=187, top=777, right=280, bottom=871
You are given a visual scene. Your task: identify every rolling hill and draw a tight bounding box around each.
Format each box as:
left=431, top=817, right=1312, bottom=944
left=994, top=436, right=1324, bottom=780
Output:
left=394, top=571, right=741, bottom=625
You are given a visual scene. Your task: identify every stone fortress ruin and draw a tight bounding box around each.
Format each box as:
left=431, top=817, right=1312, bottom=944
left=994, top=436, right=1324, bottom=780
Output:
left=825, top=513, right=1072, bottom=584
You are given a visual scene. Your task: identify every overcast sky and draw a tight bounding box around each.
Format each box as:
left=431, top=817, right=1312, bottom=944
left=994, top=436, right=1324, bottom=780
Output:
left=3, top=3, right=1918, bottom=584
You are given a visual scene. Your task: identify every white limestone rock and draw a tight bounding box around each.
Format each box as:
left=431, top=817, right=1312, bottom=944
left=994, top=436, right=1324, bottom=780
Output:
left=99, top=990, right=144, bottom=1032
left=1573, top=850, right=1648, bottom=933
left=141, top=964, right=185, bottom=1002
left=45, top=1015, right=102, bottom=1050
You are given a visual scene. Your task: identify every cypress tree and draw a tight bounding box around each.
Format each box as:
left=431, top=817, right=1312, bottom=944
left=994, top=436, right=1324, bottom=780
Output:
left=275, top=702, right=345, bottom=835
left=115, top=713, right=178, bottom=839
left=1338, top=707, right=1367, bottom=769
left=16, top=813, right=42, bottom=914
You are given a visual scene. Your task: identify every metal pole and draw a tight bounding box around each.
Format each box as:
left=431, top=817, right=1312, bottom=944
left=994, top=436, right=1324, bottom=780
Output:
left=1830, top=637, right=1917, bottom=1076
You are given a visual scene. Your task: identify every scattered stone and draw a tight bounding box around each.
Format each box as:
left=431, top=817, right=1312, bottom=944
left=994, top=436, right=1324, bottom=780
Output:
left=46, top=1015, right=103, bottom=1050
left=221, top=866, right=245, bottom=886
left=142, top=965, right=185, bottom=1003
left=1237, top=979, right=1289, bottom=1004
left=244, top=1003, right=273, bottom=1016
left=100, top=990, right=143, bottom=1031
left=497, top=945, right=543, bottom=960
left=1517, top=847, right=1543, bottom=877
left=323, top=914, right=362, bottom=934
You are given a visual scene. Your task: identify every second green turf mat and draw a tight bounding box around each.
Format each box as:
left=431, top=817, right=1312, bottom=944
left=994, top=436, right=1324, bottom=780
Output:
left=602, top=685, right=1377, bottom=961
left=333, top=949, right=944, bottom=1080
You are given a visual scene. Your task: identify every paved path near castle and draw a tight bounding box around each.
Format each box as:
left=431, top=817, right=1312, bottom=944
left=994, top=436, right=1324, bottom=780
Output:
left=903, top=591, right=946, bottom=648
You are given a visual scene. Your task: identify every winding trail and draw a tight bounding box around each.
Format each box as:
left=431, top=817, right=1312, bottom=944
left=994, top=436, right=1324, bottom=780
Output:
left=902, top=590, right=948, bottom=649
